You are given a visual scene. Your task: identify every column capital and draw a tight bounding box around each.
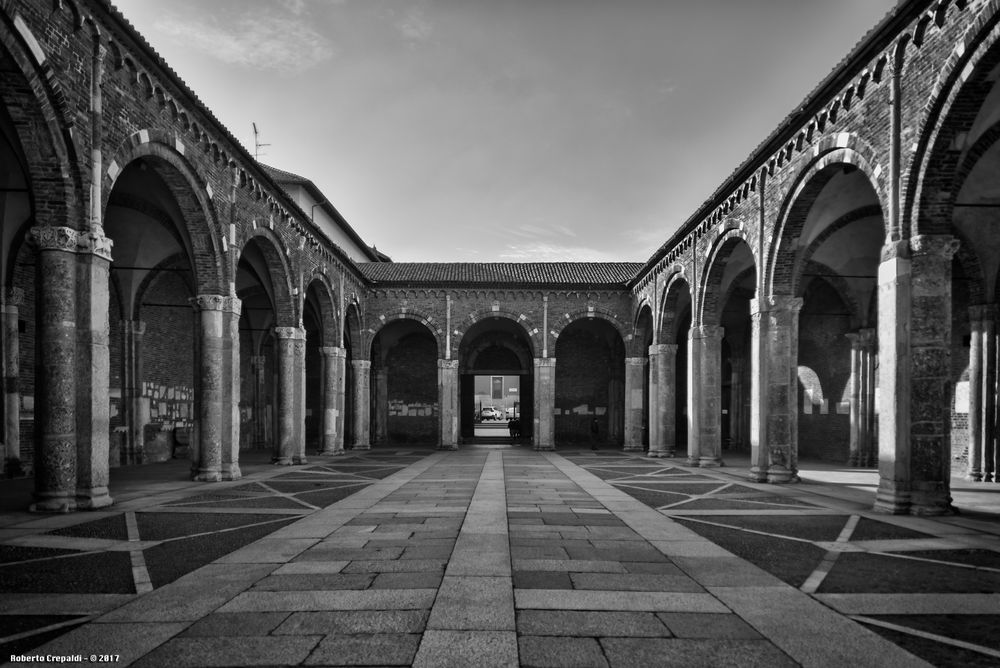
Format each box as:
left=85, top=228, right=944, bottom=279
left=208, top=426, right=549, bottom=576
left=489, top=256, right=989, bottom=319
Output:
left=880, top=238, right=910, bottom=262
left=122, top=319, right=146, bottom=336
left=690, top=325, right=724, bottom=340
left=534, top=357, right=556, bottom=368
left=351, top=359, right=372, bottom=370
left=320, top=346, right=346, bottom=358
left=750, top=295, right=804, bottom=315
left=275, top=325, right=306, bottom=340
left=911, top=234, right=960, bottom=260
left=27, top=226, right=79, bottom=253
left=77, top=230, right=114, bottom=261
left=190, top=294, right=226, bottom=312
left=969, top=303, right=997, bottom=323
left=3, top=287, right=24, bottom=308
left=438, top=358, right=460, bottom=370
left=222, top=296, right=241, bottom=315
left=625, top=357, right=647, bottom=367
left=649, top=343, right=678, bottom=356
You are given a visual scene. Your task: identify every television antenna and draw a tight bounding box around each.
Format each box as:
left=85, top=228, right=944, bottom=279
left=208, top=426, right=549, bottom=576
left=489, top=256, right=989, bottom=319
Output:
left=252, top=122, right=270, bottom=160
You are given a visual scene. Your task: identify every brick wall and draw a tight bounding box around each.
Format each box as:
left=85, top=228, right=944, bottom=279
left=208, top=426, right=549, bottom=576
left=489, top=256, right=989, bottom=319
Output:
left=384, top=332, right=438, bottom=443
left=554, top=323, right=623, bottom=445
left=141, top=271, right=194, bottom=431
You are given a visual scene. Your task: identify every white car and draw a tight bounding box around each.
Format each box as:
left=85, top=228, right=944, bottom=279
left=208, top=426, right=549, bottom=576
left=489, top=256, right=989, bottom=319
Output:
left=480, top=407, right=502, bottom=421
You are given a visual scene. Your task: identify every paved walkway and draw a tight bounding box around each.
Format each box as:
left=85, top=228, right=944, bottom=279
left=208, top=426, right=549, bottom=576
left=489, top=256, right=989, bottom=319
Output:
left=1, top=447, right=1000, bottom=667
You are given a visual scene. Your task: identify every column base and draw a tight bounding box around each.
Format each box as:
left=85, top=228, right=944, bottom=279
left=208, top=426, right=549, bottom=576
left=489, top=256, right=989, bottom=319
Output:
left=698, top=457, right=722, bottom=468
left=437, top=444, right=458, bottom=451
left=293, top=456, right=308, bottom=465
left=910, top=485, right=956, bottom=516
left=30, top=493, right=77, bottom=513
left=967, top=469, right=983, bottom=482
left=273, top=457, right=293, bottom=466
left=534, top=444, right=555, bottom=452
left=685, top=457, right=699, bottom=467
left=623, top=445, right=644, bottom=453
left=352, top=444, right=372, bottom=451
left=766, top=466, right=798, bottom=484
left=320, top=448, right=345, bottom=456
left=647, top=449, right=675, bottom=458
left=76, top=488, right=114, bottom=509
left=194, top=469, right=222, bottom=482
left=873, top=483, right=911, bottom=515
left=222, top=464, right=242, bottom=481
left=748, top=467, right=768, bottom=483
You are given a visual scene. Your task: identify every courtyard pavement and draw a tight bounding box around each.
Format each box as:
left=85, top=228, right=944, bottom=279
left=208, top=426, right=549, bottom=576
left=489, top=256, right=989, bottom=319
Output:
left=1, top=445, right=999, bottom=667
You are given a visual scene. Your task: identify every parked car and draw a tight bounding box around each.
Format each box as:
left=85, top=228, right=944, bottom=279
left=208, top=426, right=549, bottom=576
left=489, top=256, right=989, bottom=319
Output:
left=480, top=407, right=503, bottom=421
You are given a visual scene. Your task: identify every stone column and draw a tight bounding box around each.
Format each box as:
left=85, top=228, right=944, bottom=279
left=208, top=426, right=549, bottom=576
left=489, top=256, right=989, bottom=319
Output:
left=293, top=330, right=307, bottom=464
left=966, top=306, right=986, bottom=481
left=846, top=332, right=863, bottom=467
left=748, top=296, right=802, bottom=483
left=688, top=326, right=724, bottom=467
left=730, top=357, right=746, bottom=450
left=623, top=357, right=646, bottom=452
left=191, top=295, right=226, bottom=482
left=374, top=367, right=388, bottom=445
left=439, top=359, right=459, bottom=450
left=119, top=319, right=146, bottom=465
left=351, top=359, right=371, bottom=450
left=859, top=329, right=878, bottom=468
left=319, top=346, right=346, bottom=455
left=75, top=230, right=114, bottom=508
left=221, top=297, right=242, bottom=480
left=647, top=344, right=677, bottom=458
left=29, top=227, right=79, bottom=512
left=533, top=357, right=556, bottom=451
left=2, top=287, right=23, bottom=465
left=982, top=307, right=997, bottom=483
left=274, top=326, right=303, bottom=464
left=250, top=355, right=268, bottom=449
left=875, top=235, right=960, bottom=515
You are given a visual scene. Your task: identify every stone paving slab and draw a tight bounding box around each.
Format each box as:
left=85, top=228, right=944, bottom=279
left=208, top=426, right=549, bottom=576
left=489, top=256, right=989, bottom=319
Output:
left=516, top=609, right=671, bottom=637
left=412, top=630, right=518, bottom=668
left=599, top=637, right=799, bottom=668
left=133, top=635, right=322, bottom=667
left=218, top=588, right=438, bottom=612
left=274, top=610, right=428, bottom=635
left=514, top=589, right=729, bottom=612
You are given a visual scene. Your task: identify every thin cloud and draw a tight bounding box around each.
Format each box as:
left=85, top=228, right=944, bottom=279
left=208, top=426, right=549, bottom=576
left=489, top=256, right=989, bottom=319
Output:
left=498, top=242, right=626, bottom=263
left=396, top=5, right=433, bottom=42
left=154, top=13, right=335, bottom=73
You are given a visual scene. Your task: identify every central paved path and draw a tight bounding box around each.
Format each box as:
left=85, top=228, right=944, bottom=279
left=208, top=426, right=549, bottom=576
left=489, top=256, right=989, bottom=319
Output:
left=23, top=449, right=932, bottom=667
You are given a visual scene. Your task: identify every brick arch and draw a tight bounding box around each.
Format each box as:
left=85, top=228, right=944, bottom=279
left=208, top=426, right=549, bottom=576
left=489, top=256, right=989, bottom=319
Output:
left=551, top=308, right=629, bottom=349
left=699, top=228, right=757, bottom=327
left=768, top=145, right=886, bottom=297
left=304, top=273, right=339, bottom=347
left=789, top=204, right=883, bottom=298
left=453, top=309, right=540, bottom=360
left=658, top=268, right=692, bottom=344
left=632, top=302, right=654, bottom=357
left=370, top=309, right=445, bottom=359
left=0, top=9, right=82, bottom=236
left=133, top=253, right=196, bottom=319
left=343, top=301, right=363, bottom=358
left=105, top=136, right=226, bottom=294
left=906, top=1, right=1000, bottom=237
left=240, top=228, right=297, bottom=327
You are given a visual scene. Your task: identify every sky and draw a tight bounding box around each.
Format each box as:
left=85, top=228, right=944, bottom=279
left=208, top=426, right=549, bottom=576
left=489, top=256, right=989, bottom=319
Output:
left=111, top=0, right=900, bottom=263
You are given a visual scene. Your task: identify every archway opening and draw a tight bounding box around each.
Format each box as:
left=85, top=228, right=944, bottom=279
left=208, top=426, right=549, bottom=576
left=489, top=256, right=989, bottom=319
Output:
left=104, top=156, right=198, bottom=465
left=237, top=239, right=280, bottom=453
left=371, top=319, right=438, bottom=445
left=459, top=318, right=534, bottom=443
left=554, top=318, right=625, bottom=447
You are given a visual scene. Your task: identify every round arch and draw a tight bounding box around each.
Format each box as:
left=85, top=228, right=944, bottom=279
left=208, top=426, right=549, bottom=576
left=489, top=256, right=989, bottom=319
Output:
left=105, top=136, right=226, bottom=294
left=768, top=145, right=887, bottom=297
left=240, top=228, right=297, bottom=327
left=699, top=228, right=757, bottom=326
